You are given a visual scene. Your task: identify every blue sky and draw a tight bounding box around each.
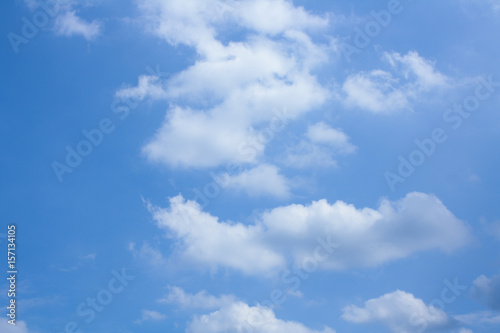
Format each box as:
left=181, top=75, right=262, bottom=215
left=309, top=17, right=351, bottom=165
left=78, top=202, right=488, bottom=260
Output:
left=1, top=0, right=500, bottom=332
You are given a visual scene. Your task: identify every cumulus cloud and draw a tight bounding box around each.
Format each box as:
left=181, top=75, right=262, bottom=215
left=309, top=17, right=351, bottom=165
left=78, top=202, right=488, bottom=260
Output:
left=342, top=290, right=451, bottom=333
left=158, top=286, right=237, bottom=310
left=149, top=194, right=285, bottom=276
left=284, top=122, right=356, bottom=168
left=148, top=192, right=471, bottom=276
left=119, top=0, right=332, bottom=169
left=161, top=287, right=335, bottom=332
left=472, top=273, right=500, bottom=310
left=54, top=11, right=101, bottom=40
left=342, top=51, right=451, bottom=113
left=143, top=106, right=265, bottom=168
left=187, top=301, right=335, bottom=333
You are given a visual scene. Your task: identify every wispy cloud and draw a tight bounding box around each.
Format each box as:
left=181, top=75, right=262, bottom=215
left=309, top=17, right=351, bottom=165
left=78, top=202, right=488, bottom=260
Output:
left=134, top=309, right=166, bottom=324
left=158, top=286, right=237, bottom=310
left=54, top=11, right=101, bottom=40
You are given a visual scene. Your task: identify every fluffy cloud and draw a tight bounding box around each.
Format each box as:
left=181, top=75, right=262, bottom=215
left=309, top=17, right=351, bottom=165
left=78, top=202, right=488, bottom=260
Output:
left=187, top=301, right=335, bottom=333
left=342, top=51, right=451, bottom=113
left=284, top=122, right=356, bottom=168
left=161, top=287, right=336, bottom=332
left=137, top=0, right=328, bottom=47
left=120, top=0, right=332, bottom=169
left=150, top=194, right=286, bottom=276
left=143, top=106, right=265, bottom=168
left=149, top=192, right=471, bottom=276
left=342, top=290, right=451, bottom=333
left=158, top=286, right=237, bottom=310
left=472, top=273, right=500, bottom=310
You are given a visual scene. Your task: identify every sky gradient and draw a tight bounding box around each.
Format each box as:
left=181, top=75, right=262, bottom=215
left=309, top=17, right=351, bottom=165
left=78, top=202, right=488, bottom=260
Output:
left=1, top=0, right=500, bottom=332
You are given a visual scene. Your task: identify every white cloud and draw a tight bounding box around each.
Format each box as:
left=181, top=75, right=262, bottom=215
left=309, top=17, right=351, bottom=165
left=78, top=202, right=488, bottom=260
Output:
left=122, top=0, right=332, bottom=169
left=161, top=287, right=335, bottom=332
left=142, top=106, right=264, bottom=168
left=0, top=320, right=31, bottom=333
left=134, top=309, right=166, bottom=324
left=284, top=122, right=356, bottom=168
left=342, top=69, right=410, bottom=113
left=149, top=192, right=471, bottom=276
left=384, top=51, right=449, bottom=89
left=472, top=273, right=500, bottom=310
left=54, top=11, right=101, bottom=40
left=137, top=0, right=328, bottom=48
left=342, top=290, right=451, bottom=333
left=22, top=0, right=102, bottom=41
left=234, top=0, right=328, bottom=35
left=284, top=140, right=339, bottom=168
left=158, top=286, right=237, bottom=310
left=116, top=75, right=167, bottom=101
left=150, top=195, right=286, bottom=276
left=306, top=122, right=357, bottom=153
left=225, top=164, right=291, bottom=198
left=187, top=301, right=335, bottom=333
left=342, top=51, right=451, bottom=113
